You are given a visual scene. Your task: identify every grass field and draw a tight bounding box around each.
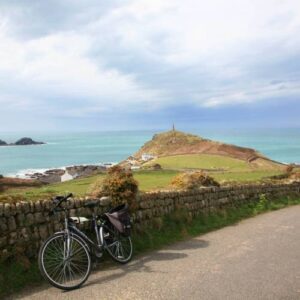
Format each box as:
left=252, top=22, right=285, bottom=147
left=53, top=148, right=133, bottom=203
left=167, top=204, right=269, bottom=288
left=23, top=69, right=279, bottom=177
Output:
left=0, top=153, right=286, bottom=202
left=0, top=170, right=179, bottom=201
left=146, top=154, right=252, bottom=171
left=213, top=170, right=283, bottom=182
left=0, top=169, right=284, bottom=202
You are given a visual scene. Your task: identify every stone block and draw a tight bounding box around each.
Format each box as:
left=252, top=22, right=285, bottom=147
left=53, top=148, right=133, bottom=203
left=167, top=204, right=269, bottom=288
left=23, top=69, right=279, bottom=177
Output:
left=34, top=201, right=42, bottom=212
left=0, top=203, right=3, bottom=216
left=219, top=198, right=229, bottom=205
left=0, top=217, right=7, bottom=232
left=8, top=216, right=17, bottom=231
left=19, top=227, right=30, bottom=242
left=29, top=201, right=35, bottom=213
left=16, top=213, right=25, bottom=227
left=15, top=202, right=22, bottom=214
left=69, top=209, right=77, bottom=217
left=34, top=212, right=45, bottom=224
left=0, top=236, right=7, bottom=248
left=26, top=213, right=34, bottom=226
left=21, top=201, right=30, bottom=214
left=4, top=203, right=10, bottom=217
left=39, top=225, right=49, bottom=240
left=9, top=232, right=17, bottom=245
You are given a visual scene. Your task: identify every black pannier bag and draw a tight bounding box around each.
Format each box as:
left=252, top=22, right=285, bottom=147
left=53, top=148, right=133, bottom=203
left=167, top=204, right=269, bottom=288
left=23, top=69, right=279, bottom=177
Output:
left=105, top=203, right=131, bottom=236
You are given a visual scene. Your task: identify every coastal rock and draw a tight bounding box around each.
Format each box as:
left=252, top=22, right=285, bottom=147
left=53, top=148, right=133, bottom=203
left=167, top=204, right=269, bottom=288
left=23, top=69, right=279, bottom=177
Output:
left=0, top=139, right=7, bottom=146
left=40, top=174, right=62, bottom=184
left=66, top=165, right=106, bottom=178
left=27, top=164, right=107, bottom=184
left=14, top=137, right=44, bottom=145
left=45, top=169, right=65, bottom=176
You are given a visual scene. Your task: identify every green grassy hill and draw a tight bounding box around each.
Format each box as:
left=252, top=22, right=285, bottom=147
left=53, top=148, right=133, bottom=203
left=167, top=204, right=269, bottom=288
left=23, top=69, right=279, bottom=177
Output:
left=145, top=154, right=250, bottom=171
left=134, top=130, right=284, bottom=170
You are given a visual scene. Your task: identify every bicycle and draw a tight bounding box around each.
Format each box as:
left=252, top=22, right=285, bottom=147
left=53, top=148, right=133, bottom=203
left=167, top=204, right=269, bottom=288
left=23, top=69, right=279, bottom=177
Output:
left=38, top=193, right=133, bottom=290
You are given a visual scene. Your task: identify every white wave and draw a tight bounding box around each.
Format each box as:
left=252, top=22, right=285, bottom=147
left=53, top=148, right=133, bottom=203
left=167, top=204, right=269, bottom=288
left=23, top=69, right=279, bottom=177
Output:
left=7, top=168, right=50, bottom=179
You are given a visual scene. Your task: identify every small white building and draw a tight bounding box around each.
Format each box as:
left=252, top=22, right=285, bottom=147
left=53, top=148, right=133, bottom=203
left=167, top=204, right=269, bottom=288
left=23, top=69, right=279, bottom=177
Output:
left=141, top=153, right=156, bottom=161
left=61, top=171, right=75, bottom=182
left=131, top=166, right=141, bottom=170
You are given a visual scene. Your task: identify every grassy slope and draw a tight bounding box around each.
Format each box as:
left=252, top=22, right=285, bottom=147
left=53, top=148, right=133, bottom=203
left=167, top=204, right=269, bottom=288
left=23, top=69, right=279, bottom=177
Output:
left=0, top=153, right=284, bottom=202
left=135, top=170, right=178, bottom=191
left=0, top=170, right=179, bottom=201
left=213, top=171, right=283, bottom=182
left=0, top=168, right=283, bottom=202
left=147, top=153, right=250, bottom=171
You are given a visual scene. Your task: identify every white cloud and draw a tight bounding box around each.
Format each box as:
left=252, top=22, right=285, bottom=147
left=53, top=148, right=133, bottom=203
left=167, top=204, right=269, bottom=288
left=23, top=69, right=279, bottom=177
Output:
left=200, top=81, right=300, bottom=107
left=0, top=0, right=300, bottom=123
left=92, top=0, right=300, bottom=65
left=0, top=26, right=167, bottom=115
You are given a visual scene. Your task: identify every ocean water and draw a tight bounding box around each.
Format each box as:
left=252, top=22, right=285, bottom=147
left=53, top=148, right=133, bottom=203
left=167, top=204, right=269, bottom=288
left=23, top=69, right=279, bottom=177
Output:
left=0, top=128, right=299, bottom=176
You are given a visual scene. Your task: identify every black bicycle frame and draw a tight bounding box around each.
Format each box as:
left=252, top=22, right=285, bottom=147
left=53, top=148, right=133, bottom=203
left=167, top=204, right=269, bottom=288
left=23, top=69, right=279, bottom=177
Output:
left=66, top=216, right=114, bottom=254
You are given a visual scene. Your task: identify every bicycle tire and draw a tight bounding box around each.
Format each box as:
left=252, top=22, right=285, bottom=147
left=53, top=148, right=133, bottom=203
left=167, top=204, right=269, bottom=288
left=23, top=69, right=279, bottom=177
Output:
left=38, top=232, right=91, bottom=290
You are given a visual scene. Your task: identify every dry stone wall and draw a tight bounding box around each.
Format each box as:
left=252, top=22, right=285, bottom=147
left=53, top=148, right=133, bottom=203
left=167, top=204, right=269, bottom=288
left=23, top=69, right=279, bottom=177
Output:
left=0, top=182, right=300, bottom=259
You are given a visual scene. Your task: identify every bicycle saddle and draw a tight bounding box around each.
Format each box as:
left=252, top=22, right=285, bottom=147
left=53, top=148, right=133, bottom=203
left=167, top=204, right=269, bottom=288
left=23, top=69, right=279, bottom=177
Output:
left=84, top=200, right=100, bottom=208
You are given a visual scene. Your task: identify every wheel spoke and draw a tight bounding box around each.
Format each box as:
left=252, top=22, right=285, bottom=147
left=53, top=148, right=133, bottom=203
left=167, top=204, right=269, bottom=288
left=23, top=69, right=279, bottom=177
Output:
left=40, top=235, right=90, bottom=289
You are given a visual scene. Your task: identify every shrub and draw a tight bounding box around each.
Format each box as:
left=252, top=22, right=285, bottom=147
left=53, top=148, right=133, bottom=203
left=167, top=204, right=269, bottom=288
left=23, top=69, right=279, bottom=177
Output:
left=285, top=164, right=294, bottom=174
left=87, top=178, right=103, bottom=198
left=171, top=171, right=220, bottom=190
left=289, top=171, right=300, bottom=181
left=255, top=194, right=269, bottom=212
left=89, top=166, right=138, bottom=209
left=143, top=163, right=162, bottom=170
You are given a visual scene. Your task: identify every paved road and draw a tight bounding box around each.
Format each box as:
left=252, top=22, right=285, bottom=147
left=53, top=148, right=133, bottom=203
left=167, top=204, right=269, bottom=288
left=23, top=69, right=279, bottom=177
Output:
left=15, top=206, right=300, bottom=300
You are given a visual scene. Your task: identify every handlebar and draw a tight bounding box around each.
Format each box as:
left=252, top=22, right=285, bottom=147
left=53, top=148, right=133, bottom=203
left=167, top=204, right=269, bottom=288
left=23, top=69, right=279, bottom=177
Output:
left=50, top=193, right=73, bottom=215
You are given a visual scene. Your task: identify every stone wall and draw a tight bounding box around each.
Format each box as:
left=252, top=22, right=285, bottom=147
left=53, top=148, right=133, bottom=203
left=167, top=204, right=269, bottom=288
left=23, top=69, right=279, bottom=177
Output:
left=0, top=182, right=300, bottom=259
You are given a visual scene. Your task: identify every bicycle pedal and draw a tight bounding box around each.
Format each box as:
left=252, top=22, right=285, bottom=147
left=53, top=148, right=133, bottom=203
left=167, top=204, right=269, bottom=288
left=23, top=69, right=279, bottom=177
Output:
left=92, top=262, right=98, bottom=269
left=95, top=251, right=103, bottom=258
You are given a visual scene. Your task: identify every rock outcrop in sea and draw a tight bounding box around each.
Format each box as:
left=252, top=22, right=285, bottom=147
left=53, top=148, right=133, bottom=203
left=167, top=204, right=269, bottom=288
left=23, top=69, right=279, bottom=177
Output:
left=14, top=137, right=44, bottom=145
left=0, top=137, right=45, bottom=146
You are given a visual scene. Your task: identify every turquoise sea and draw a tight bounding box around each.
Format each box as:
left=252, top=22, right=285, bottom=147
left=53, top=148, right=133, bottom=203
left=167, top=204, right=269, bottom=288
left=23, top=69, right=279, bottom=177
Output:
left=0, top=128, right=299, bottom=176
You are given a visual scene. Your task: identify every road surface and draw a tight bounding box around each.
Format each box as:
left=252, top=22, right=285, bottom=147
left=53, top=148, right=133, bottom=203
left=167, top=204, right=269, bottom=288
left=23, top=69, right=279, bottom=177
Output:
left=14, top=206, right=300, bottom=300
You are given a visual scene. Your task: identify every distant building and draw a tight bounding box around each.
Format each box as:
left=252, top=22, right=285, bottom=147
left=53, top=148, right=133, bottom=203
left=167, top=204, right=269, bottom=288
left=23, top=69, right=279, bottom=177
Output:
left=141, top=153, right=156, bottom=161
left=61, top=171, right=75, bottom=182
left=131, top=166, right=141, bottom=170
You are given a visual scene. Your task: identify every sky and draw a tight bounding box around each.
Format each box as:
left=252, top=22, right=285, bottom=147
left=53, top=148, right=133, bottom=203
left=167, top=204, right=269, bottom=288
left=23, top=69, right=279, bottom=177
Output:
left=0, top=0, right=299, bottom=131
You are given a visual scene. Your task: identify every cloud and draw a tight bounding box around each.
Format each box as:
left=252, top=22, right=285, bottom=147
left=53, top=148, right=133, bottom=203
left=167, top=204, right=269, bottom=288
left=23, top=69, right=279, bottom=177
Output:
left=0, top=0, right=300, bottom=129
left=0, top=22, right=168, bottom=117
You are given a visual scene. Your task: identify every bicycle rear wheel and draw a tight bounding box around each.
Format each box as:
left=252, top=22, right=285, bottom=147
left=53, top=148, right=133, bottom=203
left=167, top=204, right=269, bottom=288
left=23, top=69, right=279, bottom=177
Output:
left=38, top=233, right=91, bottom=290
left=104, top=224, right=133, bottom=264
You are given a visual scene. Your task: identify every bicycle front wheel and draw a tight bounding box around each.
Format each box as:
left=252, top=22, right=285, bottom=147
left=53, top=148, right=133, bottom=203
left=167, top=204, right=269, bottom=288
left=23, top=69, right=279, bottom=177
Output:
left=38, top=233, right=91, bottom=290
